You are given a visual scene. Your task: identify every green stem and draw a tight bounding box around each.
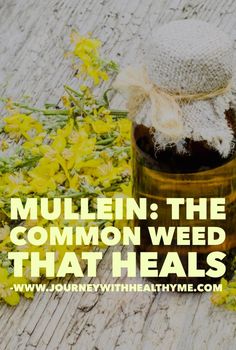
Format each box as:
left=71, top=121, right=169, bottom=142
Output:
left=64, top=85, right=83, bottom=98
left=110, top=109, right=128, bottom=117
left=58, top=192, right=87, bottom=198
left=96, top=136, right=116, bottom=145
left=64, top=89, right=82, bottom=109
left=114, top=146, right=130, bottom=154
left=44, top=103, right=58, bottom=109
left=0, top=97, right=69, bottom=116
left=15, top=155, right=41, bottom=169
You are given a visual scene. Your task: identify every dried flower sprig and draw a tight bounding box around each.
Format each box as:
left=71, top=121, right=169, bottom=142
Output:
left=70, top=31, right=119, bottom=85
left=0, top=33, right=129, bottom=305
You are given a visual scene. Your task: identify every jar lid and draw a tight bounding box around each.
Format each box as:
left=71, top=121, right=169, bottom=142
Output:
left=142, top=19, right=233, bottom=94
left=114, top=19, right=236, bottom=157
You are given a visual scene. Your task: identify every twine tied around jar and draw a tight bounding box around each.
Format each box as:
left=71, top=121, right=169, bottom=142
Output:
left=113, top=65, right=232, bottom=140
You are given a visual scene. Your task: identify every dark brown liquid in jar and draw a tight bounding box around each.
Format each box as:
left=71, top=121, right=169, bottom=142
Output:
left=132, top=109, right=236, bottom=286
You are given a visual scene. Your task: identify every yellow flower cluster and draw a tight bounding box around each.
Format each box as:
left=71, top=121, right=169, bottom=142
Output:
left=211, top=277, right=236, bottom=310
left=70, top=31, right=118, bottom=85
left=0, top=267, right=33, bottom=305
left=0, top=95, right=131, bottom=305
left=4, top=113, right=43, bottom=141
left=0, top=104, right=131, bottom=305
left=0, top=30, right=129, bottom=305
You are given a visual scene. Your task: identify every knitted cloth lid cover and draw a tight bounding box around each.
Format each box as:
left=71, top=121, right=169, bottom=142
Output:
left=125, top=20, right=236, bottom=157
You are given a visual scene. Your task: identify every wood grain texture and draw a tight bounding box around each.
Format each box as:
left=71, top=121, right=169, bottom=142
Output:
left=0, top=0, right=236, bottom=349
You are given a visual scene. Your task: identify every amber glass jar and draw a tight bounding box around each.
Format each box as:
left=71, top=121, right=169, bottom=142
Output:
left=132, top=109, right=236, bottom=285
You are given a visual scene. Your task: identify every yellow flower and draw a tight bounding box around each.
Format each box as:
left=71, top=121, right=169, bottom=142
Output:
left=211, top=277, right=236, bottom=310
left=0, top=140, right=9, bottom=151
left=92, top=119, right=113, bottom=133
left=4, top=113, right=43, bottom=140
left=94, top=161, right=122, bottom=187
left=0, top=268, right=28, bottom=306
left=51, top=120, right=74, bottom=153
left=118, top=119, right=131, bottom=135
left=71, top=32, right=109, bottom=85
left=76, top=158, right=103, bottom=170
left=29, top=177, right=56, bottom=194
left=28, top=158, right=60, bottom=194
left=120, top=183, right=132, bottom=197
left=30, top=157, right=60, bottom=178
left=66, top=139, right=96, bottom=170
left=0, top=225, right=10, bottom=241
left=2, top=172, right=29, bottom=196
left=23, top=134, right=45, bottom=152
left=68, top=128, right=90, bottom=144
left=51, top=136, right=67, bottom=153
left=69, top=174, right=80, bottom=189
left=211, top=291, right=228, bottom=305
left=61, top=95, right=71, bottom=108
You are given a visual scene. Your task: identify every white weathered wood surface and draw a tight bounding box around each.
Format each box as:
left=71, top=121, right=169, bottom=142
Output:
left=0, top=0, right=236, bottom=349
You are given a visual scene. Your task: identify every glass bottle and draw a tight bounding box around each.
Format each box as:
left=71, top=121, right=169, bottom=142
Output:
left=132, top=109, right=236, bottom=286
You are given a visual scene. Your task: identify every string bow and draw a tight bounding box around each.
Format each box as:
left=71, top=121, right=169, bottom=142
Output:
left=113, top=66, right=183, bottom=139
